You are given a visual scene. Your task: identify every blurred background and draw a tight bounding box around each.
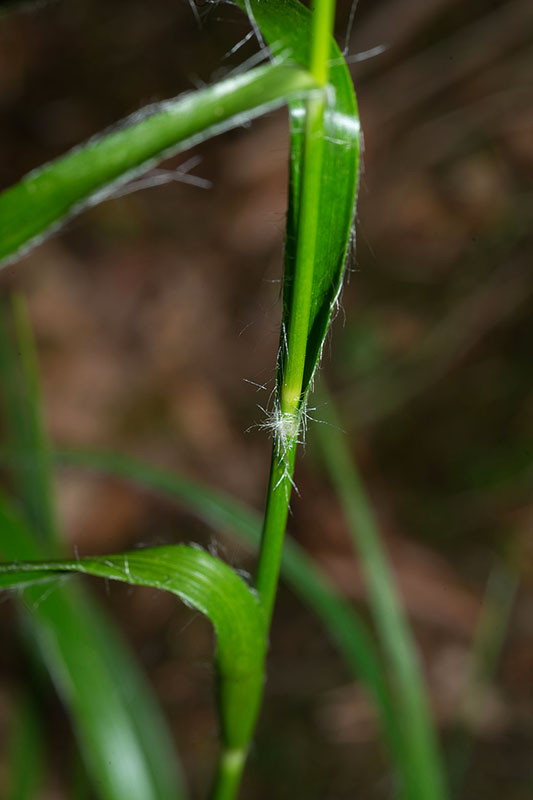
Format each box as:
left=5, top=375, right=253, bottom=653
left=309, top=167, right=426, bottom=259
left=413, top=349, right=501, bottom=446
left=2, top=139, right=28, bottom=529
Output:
left=0, top=0, right=532, bottom=797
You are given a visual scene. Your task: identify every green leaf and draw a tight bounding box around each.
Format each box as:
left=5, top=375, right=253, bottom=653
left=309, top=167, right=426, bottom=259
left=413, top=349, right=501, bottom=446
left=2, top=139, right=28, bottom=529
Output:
left=55, top=447, right=406, bottom=788
left=0, top=297, right=187, bottom=800
left=0, top=520, right=266, bottom=753
left=0, top=496, right=188, bottom=800
left=0, top=295, right=58, bottom=548
left=0, top=63, right=315, bottom=268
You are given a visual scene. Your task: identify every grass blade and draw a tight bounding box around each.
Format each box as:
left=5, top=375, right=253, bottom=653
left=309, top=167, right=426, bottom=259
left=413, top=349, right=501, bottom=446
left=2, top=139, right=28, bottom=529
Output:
left=0, top=495, right=188, bottom=800
left=0, top=506, right=267, bottom=794
left=449, top=562, right=518, bottom=795
left=314, top=385, right=449, bottom=800
left=0, top=63, right=316, bottom=268
left=0, top=295, right=58, bottom=547
left=55, top=447, right=407, bottom=790
left=0, top=297, right=187, bottom=800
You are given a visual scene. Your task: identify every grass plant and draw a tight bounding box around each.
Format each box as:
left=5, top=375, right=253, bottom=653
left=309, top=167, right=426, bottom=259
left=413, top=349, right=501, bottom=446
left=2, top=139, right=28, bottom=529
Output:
left=0, top=0, right=449, bottom=797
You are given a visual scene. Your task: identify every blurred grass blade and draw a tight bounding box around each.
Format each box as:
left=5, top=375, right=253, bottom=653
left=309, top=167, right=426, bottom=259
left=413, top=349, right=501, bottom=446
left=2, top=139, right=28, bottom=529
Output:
left=80, top=595, right=188, bottom=799
left=55, top=447, right=407, bottom=788
left=232, top=0, right=359, bottom=399
left=0, top=296, right=187, bottom=800
left=0, top=521, right=266, bottom=757
left=463, top=563, right=517, bottom=715
left=5, top=691, right=45, bottom=800
left=0, top=63, right=315, bottom=268
left=0, top=295, right=58, bottom=548
left=0, top=496, right=188, bottom=800
left=314, top=385, right=448, bottom=800
left=450, top=562, right=518, bottom=794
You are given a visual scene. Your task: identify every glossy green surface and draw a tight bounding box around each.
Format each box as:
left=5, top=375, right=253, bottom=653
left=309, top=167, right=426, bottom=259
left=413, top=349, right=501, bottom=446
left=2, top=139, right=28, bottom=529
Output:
left=233, top=0, right=360, bottom=396
left=0, top=64, right=315, bottom=268
left=55, top=446, right=405, bottom=786
left=0, top=537, right=266, bottom=752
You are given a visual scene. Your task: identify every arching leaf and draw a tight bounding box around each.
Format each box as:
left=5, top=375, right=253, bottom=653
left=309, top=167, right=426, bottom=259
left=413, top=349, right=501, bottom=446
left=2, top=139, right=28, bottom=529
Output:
left=55, top=446, right=405, bottom=787
left=0, top=527, right=266, bottom=753
left=0, top=64, right=315, bottom=268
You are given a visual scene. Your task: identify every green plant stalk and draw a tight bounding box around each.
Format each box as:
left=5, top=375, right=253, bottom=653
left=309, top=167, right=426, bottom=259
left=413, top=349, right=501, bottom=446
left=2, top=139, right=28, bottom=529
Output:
left=278, top=0, right=334, bottom=418
left=213, top=1, right=339, bottom=794
left=211, top=749, right=247, bottom=800
left=315, top=385, right=448, bottom=800
left=255, top=0, right=335, bottom=628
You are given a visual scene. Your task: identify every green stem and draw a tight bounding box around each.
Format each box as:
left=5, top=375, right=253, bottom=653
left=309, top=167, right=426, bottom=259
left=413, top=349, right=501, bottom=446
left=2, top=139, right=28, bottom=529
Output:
left=278, top=0, right=333, bottom=416
left=308, top=0, right=336, bottom=86
left=211, top=1, right=336, bottom=797
left=255, top=440, right=298, bottom=626
left=211, top=749, right=246, bottom=800
left=255, top=0, right=335, bottom=626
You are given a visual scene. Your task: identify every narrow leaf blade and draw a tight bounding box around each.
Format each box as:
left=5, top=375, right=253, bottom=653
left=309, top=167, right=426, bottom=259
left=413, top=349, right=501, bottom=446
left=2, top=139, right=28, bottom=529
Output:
left=314, top=386, right=449, bottom=800
left=0, top=64, right=315, bottom=268
left=0, top=503, right=266, bottom=753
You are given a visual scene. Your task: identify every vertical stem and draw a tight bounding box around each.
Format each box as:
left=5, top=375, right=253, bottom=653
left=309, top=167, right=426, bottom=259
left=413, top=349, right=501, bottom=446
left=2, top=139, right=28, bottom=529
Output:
left=254, top=440, right=298, bottom=626
left=211, top=749, right=247, bottom=800
left=255, top=0, right=335, bottom=627
left=212, top=2, right=336, bottom=797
